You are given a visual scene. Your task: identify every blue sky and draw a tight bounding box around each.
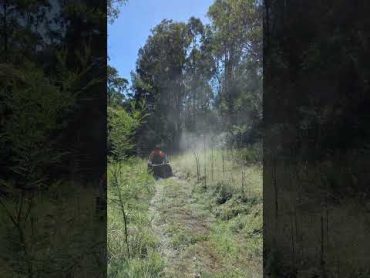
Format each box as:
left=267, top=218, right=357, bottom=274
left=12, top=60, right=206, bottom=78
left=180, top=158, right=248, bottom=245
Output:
left=108, top=0, right=213, bottom=84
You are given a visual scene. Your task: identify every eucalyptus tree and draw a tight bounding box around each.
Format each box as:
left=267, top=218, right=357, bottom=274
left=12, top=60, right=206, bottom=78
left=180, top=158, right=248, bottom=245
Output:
left=208, top=0, right=262, bottom=144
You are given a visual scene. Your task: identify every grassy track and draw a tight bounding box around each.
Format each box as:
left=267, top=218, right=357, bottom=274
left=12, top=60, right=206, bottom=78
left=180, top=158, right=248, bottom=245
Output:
left=149, top=176, right=215, bottom=277
left=108, top=148, right=262, bottom=277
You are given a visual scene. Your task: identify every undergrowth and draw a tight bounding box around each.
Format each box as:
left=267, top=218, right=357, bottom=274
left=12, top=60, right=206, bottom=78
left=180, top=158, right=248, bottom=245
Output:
left=0, top=184, right=104, bottom=277
left=172, top=146, right=263, bottom=276
left=107, top=146, right=262, bottom=277
left=107, top=158, right=164, bottom=277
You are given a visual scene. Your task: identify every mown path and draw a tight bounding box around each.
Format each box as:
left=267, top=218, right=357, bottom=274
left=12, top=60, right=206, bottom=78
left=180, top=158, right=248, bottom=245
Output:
left=149, top=175, right=221, bottom=278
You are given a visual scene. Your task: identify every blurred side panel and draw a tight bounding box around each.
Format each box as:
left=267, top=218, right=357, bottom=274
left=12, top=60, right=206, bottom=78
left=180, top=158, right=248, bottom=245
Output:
left=0, top=0, right=107, bottom=277
left=264, top=0, right=370, bottom=277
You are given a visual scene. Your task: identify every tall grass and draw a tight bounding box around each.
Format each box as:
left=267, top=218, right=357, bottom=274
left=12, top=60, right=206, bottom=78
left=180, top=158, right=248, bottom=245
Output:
left=173, top=147, right=262, bottom=197
left=0, top=184, right=105, bottom=277
left=107, top=145, right=262, bottom=277
left=107, top=159, right=164, bottom=277
left=171, top=145, right=263, bottom=275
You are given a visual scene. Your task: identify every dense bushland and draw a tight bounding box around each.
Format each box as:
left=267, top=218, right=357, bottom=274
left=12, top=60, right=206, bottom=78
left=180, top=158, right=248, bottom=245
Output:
left=0, top=1, right=106, bottom=276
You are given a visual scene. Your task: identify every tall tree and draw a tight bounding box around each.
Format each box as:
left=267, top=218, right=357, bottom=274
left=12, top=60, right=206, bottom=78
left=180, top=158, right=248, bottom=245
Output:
left=108, top=65, right=128, bottom=107
left=108, top=0, right=127, bottom=23
left=208, top=0, right=262, bottom=142
left=132, top=19, right=193, bottom=152
left=183, top=18, right=217, bottom=133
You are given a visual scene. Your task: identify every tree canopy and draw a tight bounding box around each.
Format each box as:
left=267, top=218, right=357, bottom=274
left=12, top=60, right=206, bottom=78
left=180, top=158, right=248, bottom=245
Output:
left=121, top=0, right=263, bottom=154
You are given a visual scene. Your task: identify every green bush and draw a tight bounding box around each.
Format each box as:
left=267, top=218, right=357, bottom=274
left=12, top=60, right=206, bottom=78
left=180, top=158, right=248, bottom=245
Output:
left=107, top=160, right=163, bottom=277
left=107, top=105, right=143, bottom=161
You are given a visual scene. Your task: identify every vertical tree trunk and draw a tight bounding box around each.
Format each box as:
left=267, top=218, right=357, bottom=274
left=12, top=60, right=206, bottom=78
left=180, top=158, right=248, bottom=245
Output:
left=112, top=165, right=130, bottom=258
left=2, top=1, right=8, bottom=60
left=320, top=214, right=325, bottom=277
left=211, top=144, right=214, bottom=181
left=273, top=158, right=278, bottom=220
left=203, top=135, right=207, bottom=189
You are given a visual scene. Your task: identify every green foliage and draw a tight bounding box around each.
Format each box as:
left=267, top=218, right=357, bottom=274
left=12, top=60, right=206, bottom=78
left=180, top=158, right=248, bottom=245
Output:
left=108, top=0, right=127, bottom=23
left=108, top=65, right=128, bottom=106
left=170, top=149, right=262, bottom=275
left=108, top=160, right=163, bottom=277
left=129, top=0, right=262, bottom=152
left=107, top=63, right=146, bottom=161
left=132, top=19, right=194, bottom=150
left=0, top=1, right=106, bottom=276
left=0, top=61, right=76, bottom=188
left=106, top=147, right=262, bottom=276
left=0, top=52, right=103, bottom=276
left=131, top=17, right=218, bottom=150
left=107, top=103, right=145, bottom=161
left=0, top=184, right=104, bottom=277
left=209, top=0, right=262, bottom=134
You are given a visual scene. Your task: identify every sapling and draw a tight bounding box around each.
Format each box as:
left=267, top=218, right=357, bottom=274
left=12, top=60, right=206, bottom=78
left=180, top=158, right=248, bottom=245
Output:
left=241, top=169, right=246, bottom=195
left=193, top=152, right=200, bottom=182
left=203, top=135, right=207, bottom=189
left=110, top=163, right=130, bottom=258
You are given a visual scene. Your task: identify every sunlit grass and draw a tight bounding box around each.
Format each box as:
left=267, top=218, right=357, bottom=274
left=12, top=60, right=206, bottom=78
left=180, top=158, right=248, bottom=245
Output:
left=171, top=146, right=263, bottom=276
left=171, top=147, right=262, bottom=197
left=107, top=145, right=262, bottom=277
left=107, top=158, right=164, bottom=277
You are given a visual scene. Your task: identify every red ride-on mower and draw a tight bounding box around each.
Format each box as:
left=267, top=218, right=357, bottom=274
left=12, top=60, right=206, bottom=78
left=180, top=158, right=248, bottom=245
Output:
left=147, top=146, right=173, bottom=179
left=147, top=160, right=173, bottom=179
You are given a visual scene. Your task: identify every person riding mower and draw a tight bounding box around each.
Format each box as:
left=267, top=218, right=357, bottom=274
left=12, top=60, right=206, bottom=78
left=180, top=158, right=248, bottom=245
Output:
left=147, top=145, right=173, bottom=179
